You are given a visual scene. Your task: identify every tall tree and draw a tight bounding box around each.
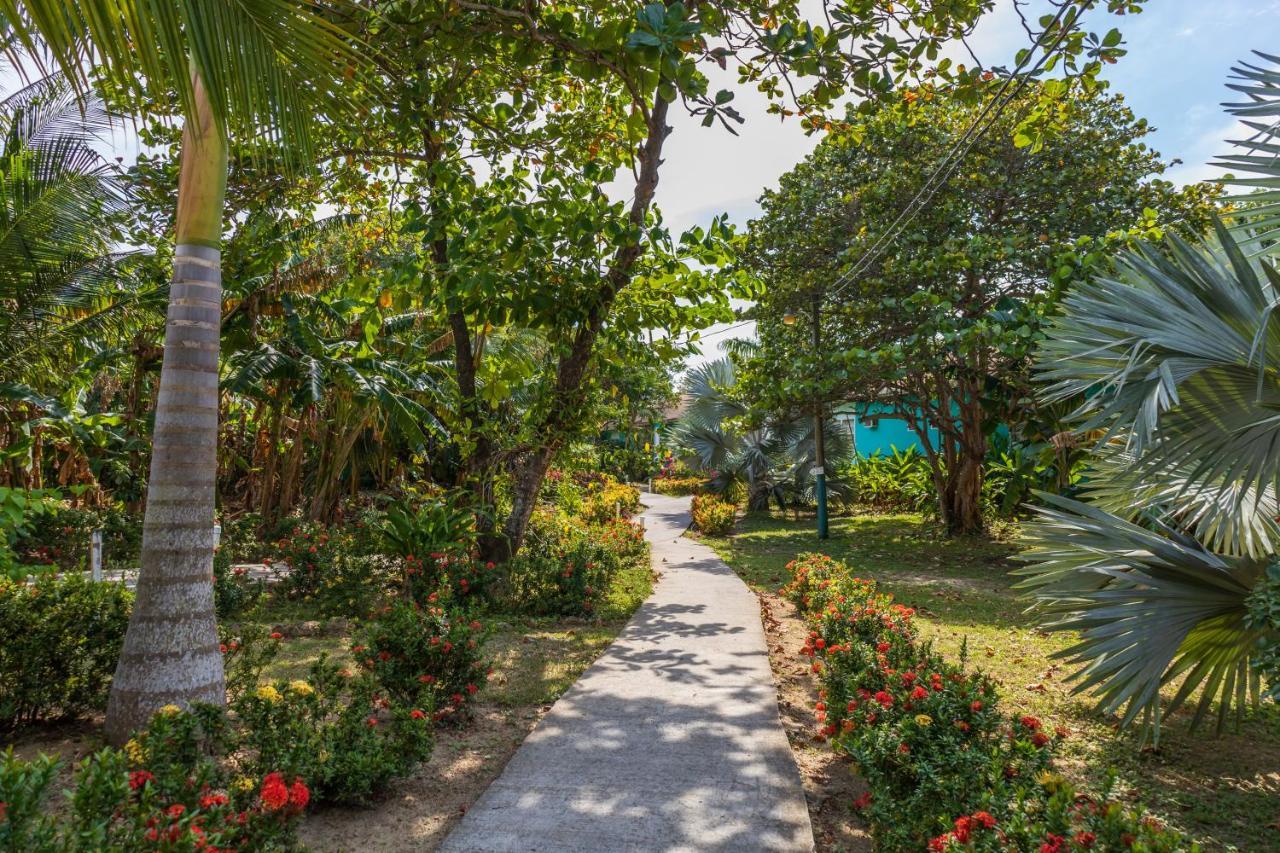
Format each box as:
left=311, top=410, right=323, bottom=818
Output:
left=0, top=0, right=374, bottom=741
left=742, top=84, right=1216, bottom=535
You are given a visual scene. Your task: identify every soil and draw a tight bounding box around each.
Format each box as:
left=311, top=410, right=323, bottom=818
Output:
left=755, top=589, right=873, bottom=853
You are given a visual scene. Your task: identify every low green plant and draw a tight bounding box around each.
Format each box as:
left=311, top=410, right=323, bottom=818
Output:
left=503, top=510, right=647, bottom=617
left=1, top=706, right=308, bottom=851
left=353, top=600, right=489, bottom=721
left=231, top=657, right=434, bottom=806
left=0, top=573, right=132, bottom=729
left=691, top=493, right=735, bottom=535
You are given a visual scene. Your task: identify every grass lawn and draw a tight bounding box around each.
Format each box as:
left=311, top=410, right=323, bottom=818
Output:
left=704, top=511, right=1280, bottom=852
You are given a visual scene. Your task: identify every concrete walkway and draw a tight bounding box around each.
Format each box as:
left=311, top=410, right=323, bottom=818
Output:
left=440, top=493, right=814, bottom=853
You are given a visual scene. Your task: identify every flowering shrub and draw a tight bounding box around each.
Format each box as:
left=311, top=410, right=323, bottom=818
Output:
left=504, top=510, right=648, bottom=616
left=579, top=476, right=640, bottom=524
left=403, top=550, right=497, bottom=608
left=788, top=554, right=1190, bottom=851
left=269, top=520, right=356, bottom=599
left=652, top=475, right=706, bottom=496
left=0, top=573, right=132, bottom=729
left=1, top=706, right=307, bottom=851
left=213, top=546, right=264, bottom=619
left=690, top=493, right=736, bottom=535
left=231, top=655, right=434, bottom=806
left=353, top=601, right=489, bottom=721
left=928, top=772, right=1197, bottom=852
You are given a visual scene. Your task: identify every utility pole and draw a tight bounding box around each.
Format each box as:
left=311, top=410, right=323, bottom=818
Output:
left=812, top=293, right=828, bottom=540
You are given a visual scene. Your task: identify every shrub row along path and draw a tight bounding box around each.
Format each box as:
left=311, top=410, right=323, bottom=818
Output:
left=440, top=492, right=814, bottom=852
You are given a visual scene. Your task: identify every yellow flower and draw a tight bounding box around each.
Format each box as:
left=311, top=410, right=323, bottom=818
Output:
left=124, top=738, right=146, bottom=765
left=232, top=776, right=255, bottom=793
left=1037, top=770, right=1065, bottom=793
left=255, top=685, right=282, bottom=703
left=157, top=704, right=182, bottom=716
left=914, top=714, right=933, bottom=727
left=289, top=680, right=315, bottom=697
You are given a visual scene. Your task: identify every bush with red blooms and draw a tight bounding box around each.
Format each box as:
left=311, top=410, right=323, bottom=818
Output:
left=690, top=493, right=736, bottom=535
left=927, top=772, right=1197, bottom=852
left=270, top=520, right=354, bottom=599
left=232, top=653, right=434, bottom=806
left=0, top=706, right=306, bottom=851
left=353, top=600, right=489, bottom=720
left=788, top=554, right=1194, bottom=852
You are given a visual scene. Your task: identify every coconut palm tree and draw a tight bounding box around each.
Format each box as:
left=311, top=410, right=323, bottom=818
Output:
left=0, top=1, right=374, bottom=741
left=1017, top=51, right=1280, bottom=742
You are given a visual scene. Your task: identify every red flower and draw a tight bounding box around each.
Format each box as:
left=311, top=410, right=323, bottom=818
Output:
left=129, top=770, right=154, bottom=791
left=874, top=691, right=893, bottom=708
left=418, top=674, right=436, bottom=684
left=1039, top=833, right=1066, bottom=853
left=910, top=686, right=928, bottom=701
left=1020, top=715, right=1042, bottom=731
left=260, top=772, right=289, bottom=811
left=1073, top=831, right=1096, bottom=848
left=378, top=651, right=392, bottom=662
left=269, top=632, right=283, bottom=640
left=411, top=709, right=426, bottom=720
left=972, top=811, right=997, bottom=829
left=367, top=716, right=379, bottom=727
left=166, top=803, right=186, bottom=818
left=1032, top=731, right=1050, bottom=747
left=466, top=683, right=478, bottom=695
left=200, top=793, right=228, bottom=808
left=876, top=642, right=891, bottom=653
left=289, top=778, right=310, bottom=811
left=852, top=791, right=872, bottom=811
left=970, top=700, right=983, bottom=712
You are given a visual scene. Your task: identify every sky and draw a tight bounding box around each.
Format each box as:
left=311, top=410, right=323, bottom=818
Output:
left=668, top=0, right=1280, bottom=366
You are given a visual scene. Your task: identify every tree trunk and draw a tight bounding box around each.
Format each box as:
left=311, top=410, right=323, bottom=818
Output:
left=105, top=73, right=227, bottom=744
left=493, top=96, right=672, bottom=560
left=942, top=390, right=987, bottom=537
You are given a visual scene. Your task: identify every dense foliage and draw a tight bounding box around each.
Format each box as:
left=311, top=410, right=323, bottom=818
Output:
left=741, top=84, right=1216, bottom=535
left=783, top=553, right=1197, bottom=851
left=0, top=574, right=131, bottom=728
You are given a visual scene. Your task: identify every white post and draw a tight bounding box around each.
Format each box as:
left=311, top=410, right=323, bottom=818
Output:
left=90, top=529, right=103, bottom=581
left=213, top=523, right=221, bottom=549
left=615, top=500, right=621, bottom=520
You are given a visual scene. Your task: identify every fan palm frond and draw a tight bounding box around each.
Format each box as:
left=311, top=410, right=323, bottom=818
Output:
left=1015, top=494, right=1265, bottom=740
left=1214, top=51, right=1280, bottom=256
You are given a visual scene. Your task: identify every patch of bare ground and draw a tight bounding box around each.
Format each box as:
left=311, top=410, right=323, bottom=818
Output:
left=756, top=589, right=872, bottom=853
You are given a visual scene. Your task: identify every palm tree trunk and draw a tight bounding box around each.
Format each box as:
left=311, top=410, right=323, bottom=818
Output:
left=105, top=73, right=227, bottom=744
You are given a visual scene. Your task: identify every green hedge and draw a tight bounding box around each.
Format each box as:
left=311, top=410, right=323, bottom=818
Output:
left=0, top=574, right=132, bottom=729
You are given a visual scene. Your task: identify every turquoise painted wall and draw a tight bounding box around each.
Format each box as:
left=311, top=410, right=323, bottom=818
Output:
left=835, top=402, right=939, bottom=458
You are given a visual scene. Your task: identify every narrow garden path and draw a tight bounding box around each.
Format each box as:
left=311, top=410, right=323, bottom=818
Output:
left=439, top=493, right=814, bottom=852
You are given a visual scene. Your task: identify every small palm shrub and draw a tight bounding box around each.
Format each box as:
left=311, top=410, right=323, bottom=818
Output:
left=691, top=493, right=736, bottom=535
left=788, top=554, right=1193, bottom=851
left=0, top=574, right=132, bottom=729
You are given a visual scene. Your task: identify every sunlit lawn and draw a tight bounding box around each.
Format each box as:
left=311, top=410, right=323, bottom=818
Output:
left=704, top=511, right=1280, bottom=852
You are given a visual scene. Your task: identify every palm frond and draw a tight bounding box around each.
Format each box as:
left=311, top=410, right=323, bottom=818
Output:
left=1, top=0, right=378, bottom=160
left=1214, top=51, right=1280, bottom=256
left=1015, top=494, right=1264, bottom=740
